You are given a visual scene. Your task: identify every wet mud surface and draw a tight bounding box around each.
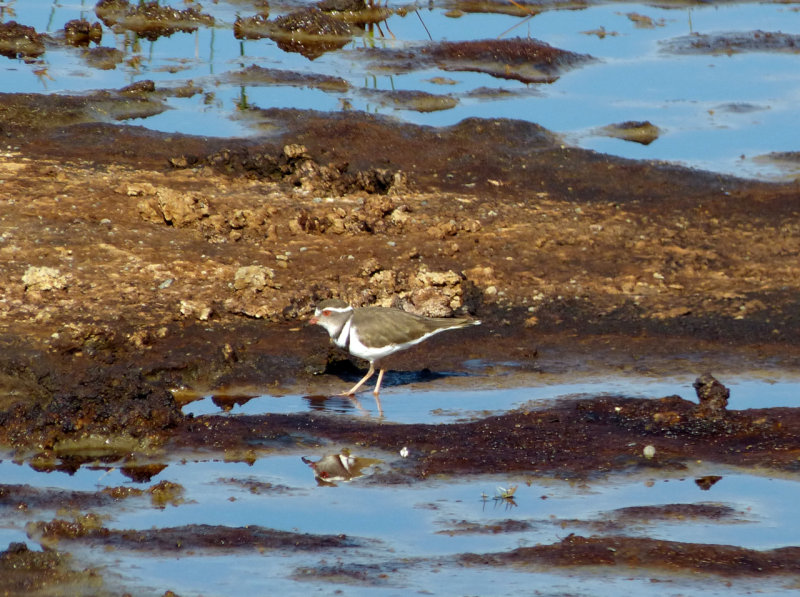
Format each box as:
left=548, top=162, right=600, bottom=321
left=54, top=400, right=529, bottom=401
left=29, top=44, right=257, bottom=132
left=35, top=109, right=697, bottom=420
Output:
left=0, top=542, right=103, bottom=596
left=460, top=534, right=800, bottom=576
left=0, top=20, right=45, bottom=59
left=365, top=37, right=594, bottom=83
left=29, top=519, right=358, bottom=552
left=169, top=377, right=800, bottom=480
left=663, top=30, right=800, bottom=55
left=2, top=46, right=800, bottom=590
left=95, top=0, right=215, bottom=41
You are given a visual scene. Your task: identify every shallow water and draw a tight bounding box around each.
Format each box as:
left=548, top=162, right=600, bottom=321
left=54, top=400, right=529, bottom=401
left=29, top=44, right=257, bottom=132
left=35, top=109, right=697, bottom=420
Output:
left=186, top=373, right=800, bottom=421
left=3, top=1, right=800, bottom=592
left=2, top=375, right=800, bottom=594
left=3, top=0, right=800, bottom=180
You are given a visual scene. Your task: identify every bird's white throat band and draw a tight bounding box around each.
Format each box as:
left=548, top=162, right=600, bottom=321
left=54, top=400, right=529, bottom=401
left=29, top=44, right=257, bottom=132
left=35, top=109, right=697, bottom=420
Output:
left=335, top=317, right=353, bottom=349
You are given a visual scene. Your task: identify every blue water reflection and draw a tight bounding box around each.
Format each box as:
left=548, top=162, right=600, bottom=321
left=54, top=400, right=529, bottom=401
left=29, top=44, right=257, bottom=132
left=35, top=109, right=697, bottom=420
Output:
left=1, top=1, right=799, bottom=178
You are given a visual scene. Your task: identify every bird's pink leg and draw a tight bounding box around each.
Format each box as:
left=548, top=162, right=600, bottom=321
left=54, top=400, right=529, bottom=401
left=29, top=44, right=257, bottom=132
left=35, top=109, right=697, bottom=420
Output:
left=342, top=363, right=375, bottom=396
left=373, top=368, right=386, bottom=396
left=372, top=368, right=386, bottom=416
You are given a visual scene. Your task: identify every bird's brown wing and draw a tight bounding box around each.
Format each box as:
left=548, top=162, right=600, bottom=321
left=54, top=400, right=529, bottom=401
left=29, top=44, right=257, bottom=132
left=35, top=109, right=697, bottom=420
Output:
left=355, top=307, right=473, bottom=347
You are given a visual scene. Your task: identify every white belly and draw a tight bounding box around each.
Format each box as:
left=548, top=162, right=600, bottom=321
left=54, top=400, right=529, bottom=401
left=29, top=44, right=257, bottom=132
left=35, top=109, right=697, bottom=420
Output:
left=347, top=333, right=401, bottom=362
left=346, top=326, right=451, bottom=363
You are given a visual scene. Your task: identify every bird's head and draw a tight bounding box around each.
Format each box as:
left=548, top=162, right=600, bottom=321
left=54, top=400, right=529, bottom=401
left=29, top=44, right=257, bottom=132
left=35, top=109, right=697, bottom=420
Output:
left=309, top=299, right=353, bottom=337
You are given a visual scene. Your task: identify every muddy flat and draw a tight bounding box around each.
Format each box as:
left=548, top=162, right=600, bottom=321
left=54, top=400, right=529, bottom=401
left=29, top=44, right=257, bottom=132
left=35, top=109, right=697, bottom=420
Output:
left=1, top=93, right=799, bottom=594
left=2, top=1, right=800, bottom=595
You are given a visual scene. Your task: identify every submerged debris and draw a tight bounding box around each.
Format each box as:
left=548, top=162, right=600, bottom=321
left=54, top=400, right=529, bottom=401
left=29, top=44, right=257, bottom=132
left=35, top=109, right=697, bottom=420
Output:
left=625, top=11, right=665, bottom=29
left=221, top=64, right=351, bottom=93
left=82, top=46, right=125, bottom=70
left=235, top=7, right=353, bottom=60
left=753, top=150, right=800, bottom=178
left=0, top=484, right=137, bottom=510
left=120, top=463, right=168, bottom=483
left=443, top=502, right=743, bottom=536
left=598, top=120, right=661, bottom=145
left=291, top=561, right=394, bottom=585
left=611, top=503, right=740, bottom=522
left=664, top=30, right=800, bottom=55
left=0, top=543, right=97, bottom=594
left=460, top=533, right=800, bottom=576
left=148, top=480, right=185, bottom=508
left=235, top=0, right=390, bottom=48
left=359, top=88, right=459, bottom=113
left=28, top=521, right=360, bottom=552
left=368, top=38, right=596, bottom=83
left=0, top=87, right=167, bottom=128
left=233, top=13, right=272, bottom=39
left=64, top=19, right=103, bottom=47
left=695, top=475, right=723, bottom=491
left=0, top=21, right=45, bottom=60
left=316, top=0, right=393, bottom=26
left=317, top=0, right=367, bottom=11
left=95, top=0, right=214, bottom=41
left=271, top=8, right=353, bottom=59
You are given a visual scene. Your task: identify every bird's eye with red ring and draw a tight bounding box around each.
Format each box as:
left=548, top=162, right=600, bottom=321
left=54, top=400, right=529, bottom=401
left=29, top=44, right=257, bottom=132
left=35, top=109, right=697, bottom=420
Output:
left=322, top=310, right=331, bottom=316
